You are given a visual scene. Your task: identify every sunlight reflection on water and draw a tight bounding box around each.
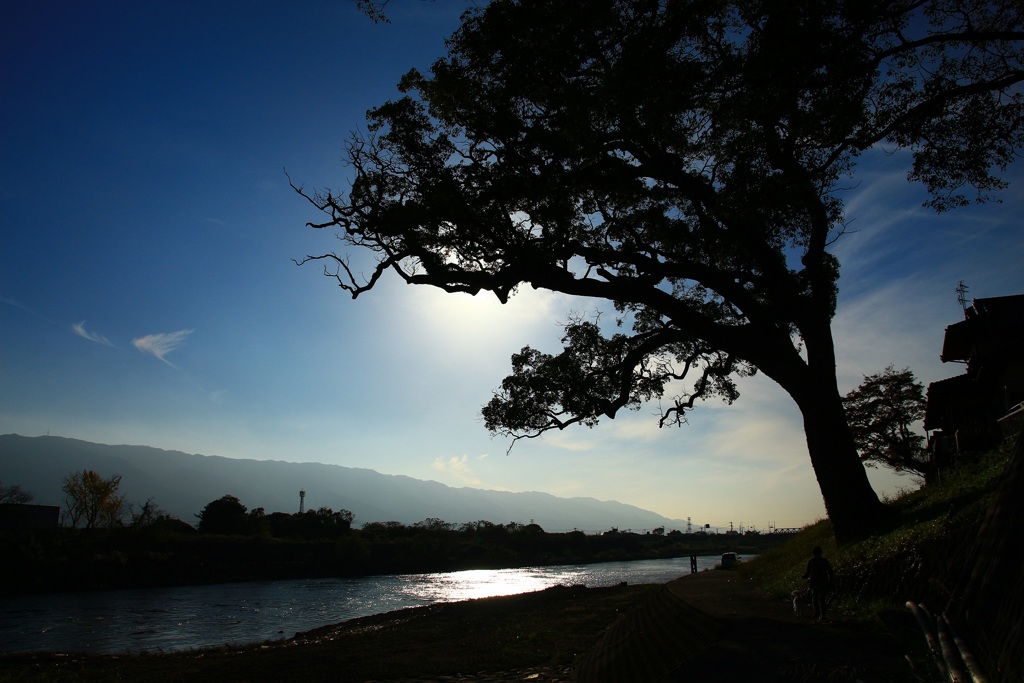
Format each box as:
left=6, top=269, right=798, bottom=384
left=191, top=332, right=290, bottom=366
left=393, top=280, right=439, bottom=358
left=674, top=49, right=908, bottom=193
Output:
left=410, top=568, right=558, bottom=602
left=0, top=555, right=730, bottom=654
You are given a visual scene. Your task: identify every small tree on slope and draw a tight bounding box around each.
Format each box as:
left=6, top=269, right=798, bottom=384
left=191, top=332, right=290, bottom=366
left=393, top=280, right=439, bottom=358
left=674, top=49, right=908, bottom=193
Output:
left=843, top=366, right=932, bottom=482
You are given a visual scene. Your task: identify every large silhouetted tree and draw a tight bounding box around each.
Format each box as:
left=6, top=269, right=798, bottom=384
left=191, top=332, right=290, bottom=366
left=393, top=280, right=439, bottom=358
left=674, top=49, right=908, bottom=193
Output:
left=295, top=1, right=1023, bottom=542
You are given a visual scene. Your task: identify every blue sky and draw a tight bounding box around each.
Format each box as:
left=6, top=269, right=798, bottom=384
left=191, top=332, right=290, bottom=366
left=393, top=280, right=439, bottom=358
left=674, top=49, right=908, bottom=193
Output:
left=2, top=1, right=1022, bottom=532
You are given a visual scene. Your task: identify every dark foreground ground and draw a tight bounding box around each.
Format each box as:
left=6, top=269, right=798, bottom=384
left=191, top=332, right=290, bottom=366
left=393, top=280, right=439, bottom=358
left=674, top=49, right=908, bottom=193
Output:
left=0, top=571, right=929, bottom=683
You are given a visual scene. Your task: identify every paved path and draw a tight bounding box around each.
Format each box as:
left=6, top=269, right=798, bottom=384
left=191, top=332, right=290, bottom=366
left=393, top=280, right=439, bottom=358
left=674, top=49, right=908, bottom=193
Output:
left=576, top=570, right=920, bottom=682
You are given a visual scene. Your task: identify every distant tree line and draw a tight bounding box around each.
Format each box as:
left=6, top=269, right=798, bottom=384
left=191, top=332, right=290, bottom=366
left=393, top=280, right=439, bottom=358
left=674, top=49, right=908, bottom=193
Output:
left=1, top=483, right=792, bottom=596
left=195, top=494, right=355, bottom=538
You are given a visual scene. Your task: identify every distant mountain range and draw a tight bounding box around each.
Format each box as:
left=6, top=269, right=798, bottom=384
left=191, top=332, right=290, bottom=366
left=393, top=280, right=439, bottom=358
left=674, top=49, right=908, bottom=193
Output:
left=0, top=434, right=687, bottom=533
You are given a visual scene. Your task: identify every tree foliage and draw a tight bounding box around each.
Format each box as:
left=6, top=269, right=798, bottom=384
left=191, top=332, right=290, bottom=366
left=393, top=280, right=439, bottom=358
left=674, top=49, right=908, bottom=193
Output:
left=128, top=497, right=168, bottom=528
left=196, top=494, right=249, bottom=535
left=353, top=0, right=437, bottom=24
left=196, top=496, right=356, bottom=538
left=355, top=0, right=392, bottom=23
left=843, top=366, right=931, bottom=480
left=61, top=470, right=125, bottom=529
left=295, top=0, right=1023, bottom=541
left=266, top=506, right=356, bottom=538
left=0, top=480, right=34, bottom=504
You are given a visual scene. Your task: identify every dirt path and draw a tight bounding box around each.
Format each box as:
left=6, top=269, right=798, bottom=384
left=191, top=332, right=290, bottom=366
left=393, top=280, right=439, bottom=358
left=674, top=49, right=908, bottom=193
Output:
left=578, top=571, right=926, bottom=682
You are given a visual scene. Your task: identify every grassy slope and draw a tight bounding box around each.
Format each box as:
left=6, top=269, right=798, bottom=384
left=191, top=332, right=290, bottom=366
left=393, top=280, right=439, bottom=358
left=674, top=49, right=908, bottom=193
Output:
left=744, top=444, right=1009, bottom=610
left=733, top=440, right=1011, bottom=679
left=740, top=442, right=1012, bottom=683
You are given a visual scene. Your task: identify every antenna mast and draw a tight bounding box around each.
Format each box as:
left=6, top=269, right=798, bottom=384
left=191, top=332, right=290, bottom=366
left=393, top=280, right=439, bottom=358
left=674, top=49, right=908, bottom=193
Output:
left=956, top=281, right=970, bottom=313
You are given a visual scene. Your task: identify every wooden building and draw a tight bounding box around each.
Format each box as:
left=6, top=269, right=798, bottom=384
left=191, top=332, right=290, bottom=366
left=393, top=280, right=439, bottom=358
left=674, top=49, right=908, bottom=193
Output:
left=925, top=294, right=1024, bottom=460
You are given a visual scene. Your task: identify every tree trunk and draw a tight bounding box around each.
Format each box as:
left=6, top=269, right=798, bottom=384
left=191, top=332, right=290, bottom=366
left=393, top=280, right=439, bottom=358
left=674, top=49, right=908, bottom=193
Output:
left=761, top=317, right=890, bottom=544
left=796, top=384, right=889, bottom=543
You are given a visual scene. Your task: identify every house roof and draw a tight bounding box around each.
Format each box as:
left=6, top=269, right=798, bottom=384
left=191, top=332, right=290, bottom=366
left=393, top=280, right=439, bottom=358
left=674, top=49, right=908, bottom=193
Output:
left=966, top=294, right=1024, bottom=319
left=940, top=294, right=1024, bottom=363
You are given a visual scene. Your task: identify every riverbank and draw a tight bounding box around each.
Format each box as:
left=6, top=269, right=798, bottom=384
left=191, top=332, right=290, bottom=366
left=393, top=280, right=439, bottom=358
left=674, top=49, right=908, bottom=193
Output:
left=5, top=442, right=1013, bottom=681
left=0, top=557, right=707, bottom=655
left=0, top=521, right=792, bottom=597
left=0, top=570, right=921, bottom=682
left=0, top=581, right=650, bottom=682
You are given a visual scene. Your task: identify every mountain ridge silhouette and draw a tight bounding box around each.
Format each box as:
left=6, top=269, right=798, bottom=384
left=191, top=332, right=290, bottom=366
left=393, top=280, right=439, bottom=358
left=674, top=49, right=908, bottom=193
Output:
left=1, top=434, right=688, bottom=533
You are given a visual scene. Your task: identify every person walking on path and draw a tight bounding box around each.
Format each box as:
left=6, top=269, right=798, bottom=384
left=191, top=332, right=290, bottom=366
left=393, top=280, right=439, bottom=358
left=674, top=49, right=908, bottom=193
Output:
left=802, top=546, right=834, bottom=622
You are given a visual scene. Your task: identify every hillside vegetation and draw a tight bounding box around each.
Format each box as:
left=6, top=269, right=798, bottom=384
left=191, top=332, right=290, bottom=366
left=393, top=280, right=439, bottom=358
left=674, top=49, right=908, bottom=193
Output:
left=743, top=439, right=1019, bottom=681
left=747, top=443, right=1007, bottom=604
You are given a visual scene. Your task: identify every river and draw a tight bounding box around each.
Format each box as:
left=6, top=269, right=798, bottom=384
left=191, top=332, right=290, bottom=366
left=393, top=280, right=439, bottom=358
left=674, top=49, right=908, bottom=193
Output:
left=0, top=554, right=731, bottom=654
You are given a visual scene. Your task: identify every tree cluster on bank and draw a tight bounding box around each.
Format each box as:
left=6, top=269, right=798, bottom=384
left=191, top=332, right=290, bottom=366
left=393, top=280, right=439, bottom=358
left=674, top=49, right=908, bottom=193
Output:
left=1, top=487, right=790, bottom=596
left=195, top=494, right=356, bottom=538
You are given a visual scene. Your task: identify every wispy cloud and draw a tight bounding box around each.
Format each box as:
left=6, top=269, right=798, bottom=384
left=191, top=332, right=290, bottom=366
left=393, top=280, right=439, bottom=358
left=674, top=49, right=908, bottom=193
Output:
left=132, top=329, right=193, bottom=366
left=1, top=294, right=31, bottom=312
left=72, top=321, right=114, bottom=347
left=2, top=294, right=56, bottom=324
left=432, top=454, right=487, bottom=487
